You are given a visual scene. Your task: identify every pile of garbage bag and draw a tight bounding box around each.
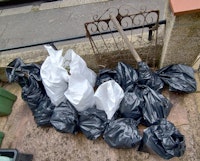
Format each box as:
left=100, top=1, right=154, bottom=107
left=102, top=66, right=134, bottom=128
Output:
left=6, top=45, right=196, bottom=159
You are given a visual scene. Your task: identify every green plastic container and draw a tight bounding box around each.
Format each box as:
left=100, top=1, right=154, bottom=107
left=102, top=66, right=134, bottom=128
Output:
left=0, top=131, right=4, bottom=146
left=0, top=87, right=17, bottom=116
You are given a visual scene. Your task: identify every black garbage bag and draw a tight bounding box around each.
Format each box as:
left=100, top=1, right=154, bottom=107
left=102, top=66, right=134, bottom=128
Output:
left=156, top=64, right=197, bottom=93
left=34, top=99, right=55, bottom=126
left=6, top=58, right=42, bottom=87
left=103, top=118, right=142, bottom=148
left=50, top=101, right=79, bottom=134
left=6, top=58, right=56, bottom=127
left=116, top=62, right=138, bottom=91
left=139, top=119, right=186, bottom=159
left=21, top=77, right=48, bottom=112
left=138, top=62, right=164, bottom=92
left=78, top=107, right=108, bottom=140
left=6, top=58, right=48, bottom=111
left=139, top=85, right=172, bottom=126
left=118, top=89, right=143, bottom=122
left=20, top=63, right=41, bottom=81
left=95, top=69, right=119, bottom=87
left=6, top=58, right=25, bottom=85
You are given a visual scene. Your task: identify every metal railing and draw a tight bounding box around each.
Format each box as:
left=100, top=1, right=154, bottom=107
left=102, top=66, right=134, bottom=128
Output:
left=0, top=5, right=166, bottom=56
left=0, top=20, right=165, bottom=53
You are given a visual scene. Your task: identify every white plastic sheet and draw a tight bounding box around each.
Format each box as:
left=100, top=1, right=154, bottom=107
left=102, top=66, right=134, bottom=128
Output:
left=94, top=80, right=124, bottom=120
left=41, top=46, right=97, bottom=107
left=41, top=45, right=69, bottom=106
left=64, top=74, right=95, bottom=112
left=63, top=49, right=96, bottom=87
left=63, top=49, right=96, bottom=111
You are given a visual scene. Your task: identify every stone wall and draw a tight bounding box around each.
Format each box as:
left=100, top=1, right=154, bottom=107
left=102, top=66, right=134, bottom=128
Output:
left=160, top=1, right=200, bottom=67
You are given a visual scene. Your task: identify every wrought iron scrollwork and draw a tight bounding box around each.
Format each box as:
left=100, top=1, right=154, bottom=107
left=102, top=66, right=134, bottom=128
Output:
left=84, top=5, right=161, bottom=67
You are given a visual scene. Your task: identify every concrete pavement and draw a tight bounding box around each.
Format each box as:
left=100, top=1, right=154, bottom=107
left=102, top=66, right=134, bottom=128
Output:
left=1, top=2, right=200, bottom=160
left=0, top=0, right=166, bottom=51
left=0, top=77, right=200, bottom=161
left=0, top=0, right=166, bottom=82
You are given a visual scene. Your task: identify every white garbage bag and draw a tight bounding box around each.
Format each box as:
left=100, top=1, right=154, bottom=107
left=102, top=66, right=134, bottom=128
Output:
left=41, top=46, right=96, bottom=107
left=64, top=74, right=95, bottom=112
left=63, top=49, right=96, bottom=87
left=94, top=80, right=124, bottom=120
left=41, top=45, right=69, bottom=106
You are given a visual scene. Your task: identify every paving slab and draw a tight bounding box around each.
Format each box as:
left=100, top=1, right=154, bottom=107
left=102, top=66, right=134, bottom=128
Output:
left=1, top=1, right=199, bottom=160
left=0, top=5, right=32, bottom=16
left=0, top=78, right=200, bottom=161
left=0, top=0, right=166, bottom=51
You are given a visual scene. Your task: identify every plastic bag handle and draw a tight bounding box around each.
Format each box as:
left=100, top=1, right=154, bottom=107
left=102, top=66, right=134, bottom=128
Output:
left=110, top=14, right=142, bottom=63
left=49, top=43, right=58, bottom=50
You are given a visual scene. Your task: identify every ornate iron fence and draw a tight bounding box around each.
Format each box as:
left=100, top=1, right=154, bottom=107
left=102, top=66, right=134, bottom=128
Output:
left=84, top=5, right=164, bottom=67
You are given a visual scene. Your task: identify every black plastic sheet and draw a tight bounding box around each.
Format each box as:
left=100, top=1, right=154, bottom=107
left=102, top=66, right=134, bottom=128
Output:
left=6, top=58, right=56, bottom=127
left=79, top=107, right=108, bottom=140
left=34, top=99, right=55, bottom=126
left=21, top=77, right=48, bottom=111
left=6, top=58, right=48, bottom=112
left=116, top=62, right=138, bottom=91
left=95, top=69, right=118, bottom=87
left=119, top=89, right=143, bottom=122
left=156, top=64, right=197, bottom=93
left=50, top=101, right=79, bottom=134
left=138, top=62, right=164, bottom=92
left=20, top=64, right=41, bottom=81
left=6, top=58, right=41, bottom=87
left=6, top=58, right=25, bottom=86
left=140, top=119, right=186, bottom=159
left=139, top=85, right=172, bottom=126
left=95, top=62, right=138, bottom=91
left=103, top=118, right=142, bottom=148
